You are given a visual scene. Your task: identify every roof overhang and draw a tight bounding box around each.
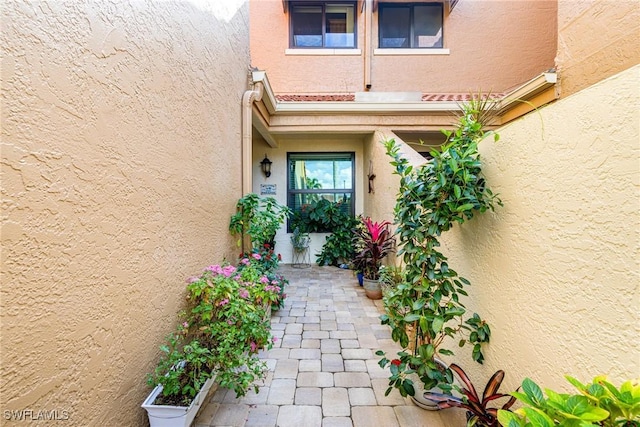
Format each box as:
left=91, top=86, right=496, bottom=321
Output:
left=250, top=69, right=558, bottom=145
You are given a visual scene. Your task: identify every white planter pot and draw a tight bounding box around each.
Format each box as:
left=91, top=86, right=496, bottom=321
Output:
left=407, top=372, right=441, bottom=410
left=141, top=376, right=216, bottom=427
left=408, top=359, right=460, bottom=411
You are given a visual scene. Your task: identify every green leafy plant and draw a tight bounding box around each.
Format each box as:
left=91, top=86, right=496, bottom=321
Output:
left=378, top=264, right=405, bottom=294
left=352, top=217, right=395, bottom=280
left=316, top=217, right=359, bottom=266
left=288, top=198, right=358, bottom=266
left=147, top=333, right=215, bottom=406
left=424, top=363, right=517, bottom=426
left=229, top=193, right=290, bottom=250
left=185, top=263, right=275, bottom=397
left=378, top=96, right=502, bottom=396
left=236, top=254, right=287, bottom=310
left=498, top=376, right=640, bottom=427
left=290, top=226, right=310, bottom=251
left=239, top=244, right=282, bottom=276
left=147, top=260, right=281, bottom=405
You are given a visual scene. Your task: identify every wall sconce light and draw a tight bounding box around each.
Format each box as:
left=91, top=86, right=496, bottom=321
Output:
left=260, top=154, right=272, bottom=178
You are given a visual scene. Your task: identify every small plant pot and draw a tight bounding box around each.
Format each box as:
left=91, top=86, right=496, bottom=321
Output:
left=407, top=372, right=441, bottom=411
left=408, top=359, right=459, bottom=411
left=363, top=278, right=382, bottom=299
left=356, top=272, right=364, bottom=286
left=142, top=375, right=216, bottom=427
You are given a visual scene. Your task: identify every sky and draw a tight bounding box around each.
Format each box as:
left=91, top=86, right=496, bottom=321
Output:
left=304, top=160, right=352, bottom=189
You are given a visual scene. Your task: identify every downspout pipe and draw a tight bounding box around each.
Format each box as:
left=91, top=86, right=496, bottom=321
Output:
left=364, top=0, right=372, bottom=90
left=239, top=80, right=264, bottom=254
left=241, top=81, right=264, bottom=196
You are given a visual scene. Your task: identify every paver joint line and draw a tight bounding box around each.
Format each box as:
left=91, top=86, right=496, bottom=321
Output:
left=198, top=265, right=443, bottom=427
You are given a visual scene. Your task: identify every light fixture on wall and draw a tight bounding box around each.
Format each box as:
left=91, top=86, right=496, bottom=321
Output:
left=260, top=154, right=272, bottom=178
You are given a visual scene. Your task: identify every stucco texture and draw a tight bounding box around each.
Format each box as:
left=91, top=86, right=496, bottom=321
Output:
left=250, top=0, right=556, bottom=94
left=556, top=0, right=640, bottom=97
left=1, top=1, right=249, bottom=425
left=436, top=65, right=640, bottom=404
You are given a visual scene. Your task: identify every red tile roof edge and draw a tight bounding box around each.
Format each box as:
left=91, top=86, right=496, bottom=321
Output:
left=274, top=93, right=505, bottom=102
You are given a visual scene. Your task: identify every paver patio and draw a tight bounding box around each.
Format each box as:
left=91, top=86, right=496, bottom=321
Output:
left=194, top=265, right=446, bottom=427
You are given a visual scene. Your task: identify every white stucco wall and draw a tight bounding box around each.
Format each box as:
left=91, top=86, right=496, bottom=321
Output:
left=252, top=136, right=365, bottom=264
left=1, top=1, right=249, bottom=425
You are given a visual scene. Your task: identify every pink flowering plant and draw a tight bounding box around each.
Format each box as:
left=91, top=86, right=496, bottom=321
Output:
left=239, top=244, right=281, bottom=275
left=147, top=262, right=276, bottom=405
left=236, top=252, right=288, bottom=310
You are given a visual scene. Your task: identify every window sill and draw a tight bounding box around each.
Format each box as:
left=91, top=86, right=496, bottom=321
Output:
left=285, top=48, right=362, bottom=56
left=374, top=48, right=450, bottom=56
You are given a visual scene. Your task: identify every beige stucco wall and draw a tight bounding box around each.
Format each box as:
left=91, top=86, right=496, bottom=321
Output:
left=436, top=65, right=639, bottom=416
left=556, top=0, right=640, bottom=97
left=362, top=130, right=425, bottom=222
left=251, top=0, right=556, bottom=94
left=1, top=1, right=249, bottom=425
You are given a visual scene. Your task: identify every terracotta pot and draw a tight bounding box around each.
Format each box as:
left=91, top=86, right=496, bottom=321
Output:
left=363, top=278, right=382, bottom=299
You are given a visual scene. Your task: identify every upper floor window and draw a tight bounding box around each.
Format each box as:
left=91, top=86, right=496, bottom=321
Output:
left=379, top=3, right=443, bottom=48
left=290, top=2, right=356, bottom=48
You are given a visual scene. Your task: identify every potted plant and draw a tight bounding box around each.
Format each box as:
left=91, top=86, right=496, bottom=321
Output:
left=141, top=334, right=218, bottom=427
left=143, top=260, right=279, bottom=427
left=376, top=97, right=502, bottom=406
left=290, top=226, right=311, bottom=267
left=229, top=193, right=290, bottom=252
left=290, top=226, right=310, bottom=251
left=291, top=199, right=359, bottom=267
left=423, top=363, right=517, bottom=426
left=352, top=216, right=395, bottom=299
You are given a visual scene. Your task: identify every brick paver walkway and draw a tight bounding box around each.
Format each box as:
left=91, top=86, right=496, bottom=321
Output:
left=194, top=265, right=445, bottom=427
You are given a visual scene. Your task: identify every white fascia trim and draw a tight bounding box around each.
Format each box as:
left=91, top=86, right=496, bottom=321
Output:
left=252, top=69, right=556, bottom=116
left=275, top=101, right=460, bottom=113
left=374, top=48, right=450, bottom=56
left=285, top=48, right=362, bottom=56
left=252, top=70, right=277, bottom=115
left=498, top=71, right=558, bottom=112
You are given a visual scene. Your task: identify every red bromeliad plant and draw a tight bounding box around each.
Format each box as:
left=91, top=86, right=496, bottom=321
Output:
left=424, top=364, right=517, bottom=427
left=353, top=217, right=395, bottom=280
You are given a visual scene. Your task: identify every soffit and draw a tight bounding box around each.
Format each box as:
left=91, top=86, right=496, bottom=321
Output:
left=250, top=70, right=558, bottom=144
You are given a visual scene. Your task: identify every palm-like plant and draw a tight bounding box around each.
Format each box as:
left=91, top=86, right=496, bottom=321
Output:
left=352, top=217, right=394, bottom=280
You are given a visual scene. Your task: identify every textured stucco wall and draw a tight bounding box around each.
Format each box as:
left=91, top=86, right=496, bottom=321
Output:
left=437, top=65, right=640, bottom=413
left=250, top=0, right=364, bottom=93
left=362, top=130, right=425, bottom=223
left=370, top=0, right=557, bottom=93
left=250, top=0, right=556, bottom=94
left=362, top=130, right=427, bottom=267
left=556, top=0, right=640, bottom=97
left=1, top=1, right=249, bottom=425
